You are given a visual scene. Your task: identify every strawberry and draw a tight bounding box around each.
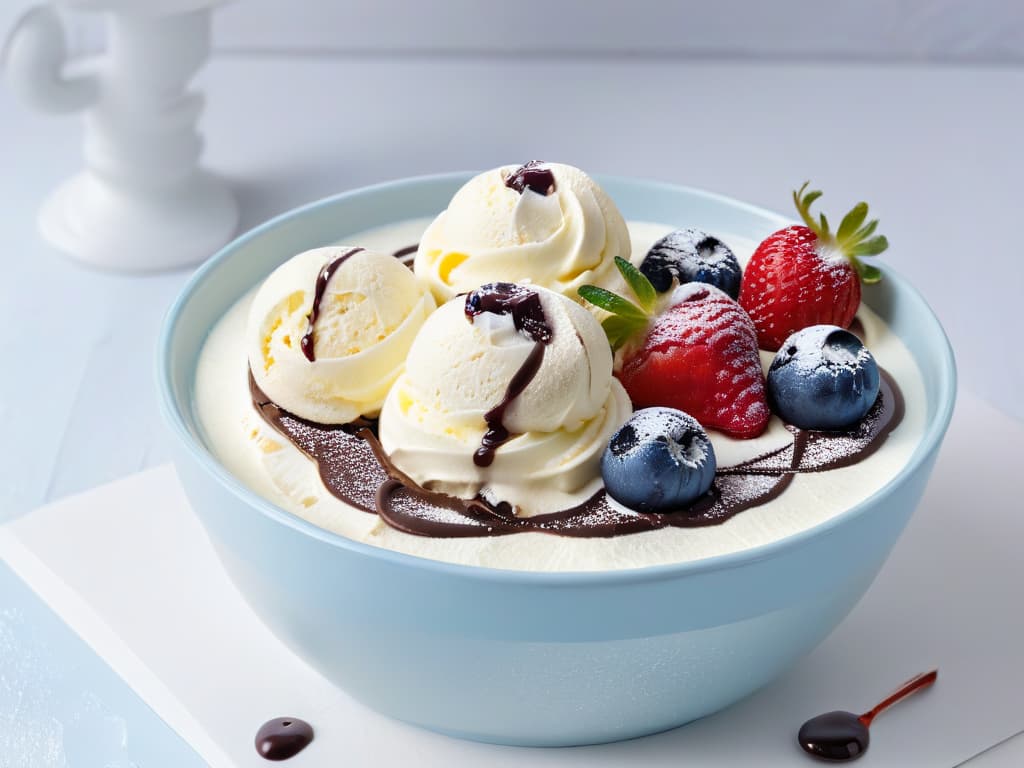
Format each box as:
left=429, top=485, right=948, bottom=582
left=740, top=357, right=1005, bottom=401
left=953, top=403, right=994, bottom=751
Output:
left=580, top=259, right=769, bottom=439
left=739, top=183, right=888, bottom=351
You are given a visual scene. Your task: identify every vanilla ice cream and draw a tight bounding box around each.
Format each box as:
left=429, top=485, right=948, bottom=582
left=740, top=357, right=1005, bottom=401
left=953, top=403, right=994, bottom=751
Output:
left=196, top=216, right=927, bottom=571
left=248, top=246, right=434, bottom=424
left=379, top=284, right=632, bottom=513
left=414, top=163, right=631, bottom=303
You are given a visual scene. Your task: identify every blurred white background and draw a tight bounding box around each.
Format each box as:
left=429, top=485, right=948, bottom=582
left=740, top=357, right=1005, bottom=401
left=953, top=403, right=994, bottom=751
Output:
left=2, top=0, right=1023, bottom=62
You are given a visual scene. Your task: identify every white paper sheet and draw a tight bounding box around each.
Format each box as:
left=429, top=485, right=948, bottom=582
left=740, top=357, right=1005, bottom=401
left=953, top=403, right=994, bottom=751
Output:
left=2, top=391, right=1022, bottom=767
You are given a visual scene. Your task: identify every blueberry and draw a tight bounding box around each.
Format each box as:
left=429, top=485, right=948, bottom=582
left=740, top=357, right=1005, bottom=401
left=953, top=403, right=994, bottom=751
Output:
left=766, top=325, right=880, bottom=430
left=640, top=228, right=742, bottom=298
left=601, top=407, right=717, bottom=512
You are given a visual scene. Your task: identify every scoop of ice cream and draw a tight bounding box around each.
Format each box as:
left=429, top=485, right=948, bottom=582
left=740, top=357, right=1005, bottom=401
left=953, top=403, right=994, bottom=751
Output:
left=414, top=162, right=631, bottom=303
left=248, top=246, right=435, bottom=424
left=379, top=283, right=631, bottom=513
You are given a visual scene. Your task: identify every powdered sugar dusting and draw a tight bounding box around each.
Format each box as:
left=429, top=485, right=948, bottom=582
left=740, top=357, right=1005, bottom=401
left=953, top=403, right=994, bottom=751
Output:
left=388, top=487, right=492, bottom=528
left=611, top=407, right=711, bottom=472
left=780, top=324, right=874, bottom=376
left=641, top=228, right=741, bottom=296
left=630, top=281, right=769, bottom=438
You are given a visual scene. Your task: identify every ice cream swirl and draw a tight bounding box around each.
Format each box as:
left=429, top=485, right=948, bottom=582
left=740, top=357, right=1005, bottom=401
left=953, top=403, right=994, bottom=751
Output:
left=414, top=163, right=632, bottom=303
left=379, top=285, right=631, bottom=515
left=247, top=247, right=435, bottom=424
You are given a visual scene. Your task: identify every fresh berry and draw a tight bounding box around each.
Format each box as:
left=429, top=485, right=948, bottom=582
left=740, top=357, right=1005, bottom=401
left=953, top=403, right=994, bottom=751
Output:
left=739, top=183, right=889, bottom=351
left=620, top=284, right=770, bottom=438
left=640, top=228, right=742, bottom=298
left=766, top=325, right=880, bottom=430
left=578, top=259, right=770, bottom=439
left=601, top=407, right=716, bottom=512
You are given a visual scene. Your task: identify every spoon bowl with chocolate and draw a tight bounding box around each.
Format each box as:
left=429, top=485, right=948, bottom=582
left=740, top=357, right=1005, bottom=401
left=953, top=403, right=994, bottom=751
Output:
left=158, top=170, right=956, bottom=746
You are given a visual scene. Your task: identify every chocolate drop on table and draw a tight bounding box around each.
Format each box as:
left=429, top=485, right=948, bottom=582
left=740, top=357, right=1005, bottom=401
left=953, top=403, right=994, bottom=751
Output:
left=798, top=711, right=870, bottom=761
left=797, top=670, right=937, bottom=761
left=255, top=717, right=314, bottom=761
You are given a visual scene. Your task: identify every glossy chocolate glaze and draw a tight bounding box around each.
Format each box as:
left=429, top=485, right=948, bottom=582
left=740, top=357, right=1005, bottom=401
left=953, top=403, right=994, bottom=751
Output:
left=798, top=711, right=869, bottom=761
left=255, top=717, right=314, bottom=761
left=249, top=368, right=903, bottom=539
left=797, top=670, right=937, bottom=761
left=300, top=247, right=364, bottom=362
left=474, top=341, right=546, bottom=468
left=464, top=283, right=554, bottom=468
left=504, top=160, right=557, bottom=196
left=465, top=282, right=553, bottom=343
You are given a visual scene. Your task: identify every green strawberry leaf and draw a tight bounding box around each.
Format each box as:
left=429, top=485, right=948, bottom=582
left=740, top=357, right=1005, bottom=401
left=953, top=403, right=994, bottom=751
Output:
left=793, top=184, right=823, bottom=232
left=818, top=212, right=830, bottom=240
left=614, top=256, right=657, bottom=312
left=790, top=182, right=889, bottom=286
left=851, top=257, right=883, bottom=284
left=577, top=285, right=647, bottom=320
left=853, top=218, right=878, bottom=241
left=851, top=235, right=889, bottom=257
left=837, top=202, right=868, bottom=242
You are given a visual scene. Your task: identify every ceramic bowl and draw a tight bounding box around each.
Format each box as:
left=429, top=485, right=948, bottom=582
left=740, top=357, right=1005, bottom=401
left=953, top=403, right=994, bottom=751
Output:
left=157, top=173, right=956, bottom=746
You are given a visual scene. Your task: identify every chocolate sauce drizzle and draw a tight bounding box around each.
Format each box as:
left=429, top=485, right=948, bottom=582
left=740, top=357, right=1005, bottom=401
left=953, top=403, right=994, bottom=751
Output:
left=255, top=717, right=314, bottom=761
left=393, top=244, right=418, bottom=265
left=504, top=160, right=557, bottom=196
left=463, top=283, right=555, bottom=467
left=299, top=247, right=364, bottom=362
left=249, top=367, right=904, bottom=540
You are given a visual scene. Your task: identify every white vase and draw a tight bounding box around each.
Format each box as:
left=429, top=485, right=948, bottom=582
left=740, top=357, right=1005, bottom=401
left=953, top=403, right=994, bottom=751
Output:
left=3, top=1, right=238, bottom=272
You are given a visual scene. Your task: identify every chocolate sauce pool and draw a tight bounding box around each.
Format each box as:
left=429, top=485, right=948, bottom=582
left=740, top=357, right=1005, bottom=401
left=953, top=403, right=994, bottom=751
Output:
left=249, top=366, right=903, bottom=539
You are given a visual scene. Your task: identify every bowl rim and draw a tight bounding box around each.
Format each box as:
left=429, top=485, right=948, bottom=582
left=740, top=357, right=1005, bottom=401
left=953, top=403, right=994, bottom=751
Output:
left=156, top=171, right=958, bottom=586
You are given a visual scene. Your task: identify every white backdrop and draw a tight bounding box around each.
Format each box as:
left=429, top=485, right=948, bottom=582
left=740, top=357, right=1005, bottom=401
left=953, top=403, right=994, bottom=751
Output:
left=2, top=0, right=1023, bottom=62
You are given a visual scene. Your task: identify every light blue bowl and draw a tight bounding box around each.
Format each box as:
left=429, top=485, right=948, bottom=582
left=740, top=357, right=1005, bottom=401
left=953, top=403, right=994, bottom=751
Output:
left=157, top=173, right=956, bottom=747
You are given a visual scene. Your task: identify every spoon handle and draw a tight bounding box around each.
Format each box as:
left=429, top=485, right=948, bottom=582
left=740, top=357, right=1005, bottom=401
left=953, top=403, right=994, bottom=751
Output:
left=859, top=669, right=938, bottom=727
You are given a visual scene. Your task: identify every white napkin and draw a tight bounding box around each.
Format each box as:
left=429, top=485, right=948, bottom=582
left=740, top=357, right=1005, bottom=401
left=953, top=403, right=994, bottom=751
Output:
left=2, top=391, right=1022, bottom=767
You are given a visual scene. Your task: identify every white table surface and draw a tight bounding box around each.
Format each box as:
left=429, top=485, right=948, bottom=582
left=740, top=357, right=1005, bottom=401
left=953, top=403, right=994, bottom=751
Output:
left=1, top=53, right=1023, bottom=764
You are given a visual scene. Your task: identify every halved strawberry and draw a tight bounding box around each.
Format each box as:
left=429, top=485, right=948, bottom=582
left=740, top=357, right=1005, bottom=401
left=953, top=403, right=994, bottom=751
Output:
left=739, top=183, right=888, bottom=351
left=580, top=259, right=769, bottom=439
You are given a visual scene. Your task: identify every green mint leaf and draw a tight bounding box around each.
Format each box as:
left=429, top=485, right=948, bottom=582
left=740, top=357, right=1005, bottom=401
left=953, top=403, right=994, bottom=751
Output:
left=577, top=285, right=647, bottom=320
left=602, top=315, right=645, bottom=350
left=614, top=256, right=657, bottom=310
